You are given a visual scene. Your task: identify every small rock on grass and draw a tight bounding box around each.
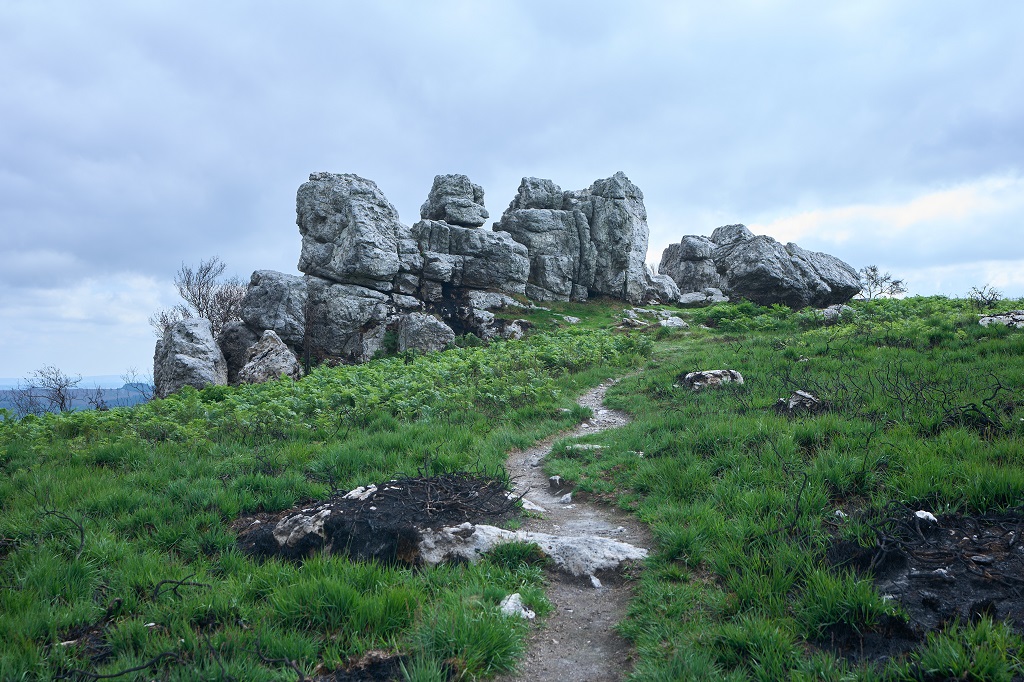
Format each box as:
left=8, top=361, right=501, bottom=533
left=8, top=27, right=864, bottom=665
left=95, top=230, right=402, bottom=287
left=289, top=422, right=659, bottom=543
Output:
left=499, top=593, right=536, bottom=620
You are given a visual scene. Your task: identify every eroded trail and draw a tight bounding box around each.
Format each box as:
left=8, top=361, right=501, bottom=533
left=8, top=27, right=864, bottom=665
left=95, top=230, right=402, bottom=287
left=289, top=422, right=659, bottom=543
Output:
left=498, top=380, right=651, bottom=682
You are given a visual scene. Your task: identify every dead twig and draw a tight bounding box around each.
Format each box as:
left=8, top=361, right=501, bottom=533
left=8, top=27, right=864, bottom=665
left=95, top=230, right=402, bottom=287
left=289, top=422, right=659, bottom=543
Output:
left=151, top=573, right=211, bottom=601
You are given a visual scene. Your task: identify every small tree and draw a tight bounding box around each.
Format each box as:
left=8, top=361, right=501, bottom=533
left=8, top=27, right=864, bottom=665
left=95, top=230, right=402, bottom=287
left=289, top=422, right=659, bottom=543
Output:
left=858, top=265, right=907, bottom=300
left=150, top=257, right=247, bottom=337
left=16, top=365, right=83, bottom=413
left=967, top=284, right=1002, bottom=310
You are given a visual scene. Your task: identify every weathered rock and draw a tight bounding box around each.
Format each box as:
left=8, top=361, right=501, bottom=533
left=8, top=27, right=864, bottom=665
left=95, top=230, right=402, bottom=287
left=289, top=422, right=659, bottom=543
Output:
left=153, top=318, right=228, bottom=399
left=660, top=224, right=860, bottom=308
left=659, top=316, right=688, bottom=328
left=818, top=304, right=854, bottom=324
left=645, top=272, right=681, bottom=304
left=303, top=277, right=392, bottom=363
left=237, top=330, right=304, bottom=384
left=676, top=369, right=744, bottom=391
left=979, top=311, right=1024, bottom=328
left=580, top=172, right=651, bottom=303
left=461, top=290, right=527, bottom=311
left=296, top=172, right=413, bottom=291
left=397, top=313, right=456, bottom=354
left=217, top=319, right=259, bottom=386
left=496, top=172, right=650, bottom=304
left=774, top=390, right=830, bottom=416
left=710, top=224, right=755, bottom=245
left=417, top=522, right=648, bottom=578
left=659, top=258, right=723, bottom=293
left=419, top=174, right=489, bottom=227
left=239, top=270, right=308, bottom=347
left=499, top=593, right=536, bottom=620
left=677, top=287, right=730, bottom=307
left=412, top=220, right=530, bottom=296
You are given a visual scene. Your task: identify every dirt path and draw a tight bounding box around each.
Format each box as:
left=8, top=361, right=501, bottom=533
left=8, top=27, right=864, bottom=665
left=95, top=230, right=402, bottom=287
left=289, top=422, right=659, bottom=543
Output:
left=497, top=380, right=651, bottom=682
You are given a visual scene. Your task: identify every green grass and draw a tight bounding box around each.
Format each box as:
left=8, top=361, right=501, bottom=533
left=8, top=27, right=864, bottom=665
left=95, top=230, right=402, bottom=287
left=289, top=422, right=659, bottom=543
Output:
left=540, top=296, right=1024, bottom=679
left=3, top=296, right=1024, bottom=679
left=0, top=327, right=648, bottom=679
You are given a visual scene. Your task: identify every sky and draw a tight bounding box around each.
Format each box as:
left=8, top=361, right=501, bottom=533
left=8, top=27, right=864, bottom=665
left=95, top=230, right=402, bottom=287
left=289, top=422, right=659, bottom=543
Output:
left=2, top=1, right=1022, bottom=380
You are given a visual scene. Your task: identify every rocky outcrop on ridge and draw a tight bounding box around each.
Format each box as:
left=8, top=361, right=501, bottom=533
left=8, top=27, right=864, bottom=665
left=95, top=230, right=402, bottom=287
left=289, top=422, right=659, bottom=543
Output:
left=659, top=224, right=860, bottom=308
left=153, top=318, right=228, bottom=398
left=206, top=170, right=667, bottom=383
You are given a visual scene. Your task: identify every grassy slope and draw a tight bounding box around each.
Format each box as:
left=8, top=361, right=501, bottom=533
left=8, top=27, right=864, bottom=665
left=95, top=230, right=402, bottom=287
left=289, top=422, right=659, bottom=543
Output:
left=2, top=297, right=1024, bottom=680
left=544, top=297, right=1024, bottom=680
left=0, top=328, right=649, bottom=680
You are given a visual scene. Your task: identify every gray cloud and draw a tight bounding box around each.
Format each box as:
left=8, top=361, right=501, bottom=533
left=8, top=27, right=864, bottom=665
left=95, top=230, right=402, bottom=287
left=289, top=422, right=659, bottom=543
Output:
left=2, top=0, right=1023, bottom=375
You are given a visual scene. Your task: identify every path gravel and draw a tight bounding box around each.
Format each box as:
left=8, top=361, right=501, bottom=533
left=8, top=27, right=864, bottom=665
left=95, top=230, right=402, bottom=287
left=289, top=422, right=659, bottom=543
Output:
left=497, top=380, right=651, bottom=682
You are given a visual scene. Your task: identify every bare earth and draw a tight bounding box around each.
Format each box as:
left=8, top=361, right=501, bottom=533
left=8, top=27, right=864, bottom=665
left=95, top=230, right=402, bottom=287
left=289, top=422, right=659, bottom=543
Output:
left=497, top=380, right=651, bottom=682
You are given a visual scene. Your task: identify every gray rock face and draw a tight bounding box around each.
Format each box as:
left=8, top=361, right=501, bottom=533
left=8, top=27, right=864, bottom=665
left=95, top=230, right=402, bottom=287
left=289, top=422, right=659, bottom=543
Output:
left=237, top=330, right=304, bottom=384
left=397, top=313, right=455, bottom=354
left=645, top=272, right=681, bottom=304
left=419, top=174, right=489, bottom=227
left=303, top=278, right=391, bottom=363
left=153, top=318, right=228, bottom=398
left=239, top=270, right=307, bottom=347
left=412, top=220, right=529, bottom=295
left=496, top=172, right=652, bottom=304
left=296, top=172, right=414, bottom=291
left=659, top=224, right=860, bottom=309
left=218, top=320, right=259, bottom=385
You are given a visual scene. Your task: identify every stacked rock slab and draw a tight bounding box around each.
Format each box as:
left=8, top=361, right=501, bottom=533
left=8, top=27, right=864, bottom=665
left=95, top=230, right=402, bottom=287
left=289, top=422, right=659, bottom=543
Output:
left=659, top=224, right=860, bottom=309
left=495, top=172, right=657, bottom=304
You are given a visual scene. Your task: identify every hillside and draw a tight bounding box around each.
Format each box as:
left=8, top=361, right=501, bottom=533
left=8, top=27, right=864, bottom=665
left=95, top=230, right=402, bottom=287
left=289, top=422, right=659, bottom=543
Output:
left=2, top=296, right=1024, bottom=680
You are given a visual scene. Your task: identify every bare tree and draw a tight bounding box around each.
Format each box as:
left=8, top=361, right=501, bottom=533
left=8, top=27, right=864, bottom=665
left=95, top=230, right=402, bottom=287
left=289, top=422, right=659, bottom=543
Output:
left=150, top=257, right=247, bottom=337
left=120, top=366, right=154, bottom=403
left=85, top=386, right=109, bottom=411
left=9, top=381, right=45, bottom=417
left=967, top=284, right=1003, bottom=310
left=858, top=265, right=907, bottom=300
left=16, top=365, right=83, bottom=413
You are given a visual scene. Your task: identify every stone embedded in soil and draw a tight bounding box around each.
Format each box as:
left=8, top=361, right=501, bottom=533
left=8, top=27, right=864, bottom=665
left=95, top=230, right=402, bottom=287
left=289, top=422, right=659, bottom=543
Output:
left=676, top=369, right=744, bottom=390
left=418, top=522, right=647, bottom=578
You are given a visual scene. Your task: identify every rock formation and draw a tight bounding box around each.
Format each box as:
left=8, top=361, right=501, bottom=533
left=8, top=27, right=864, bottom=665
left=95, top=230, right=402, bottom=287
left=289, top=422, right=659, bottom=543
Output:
left=659, top=224, right=860, bottom=308
left=162, top=169, right=703, bottom=395
left=153, top=318, right=228, bottom=398
left=494, top=172, right=657, bottom=304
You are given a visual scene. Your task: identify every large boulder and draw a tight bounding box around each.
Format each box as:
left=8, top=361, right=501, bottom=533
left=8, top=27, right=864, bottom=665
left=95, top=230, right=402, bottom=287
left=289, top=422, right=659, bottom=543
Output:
left=303, top=277, right=393, bottom=363
left=495, top=172, right=651, bottom=303
left=659, top=224, right=860, bottom=309
left=296, top=172, right=418, bottom=292
left=397, top=313, right=456, bottom=354
left=239, top=270, right=307, bottom=347
left=237, top=330, right=304, bottom=384
left=153, top=318, right=228, bottom=398
left=419, top=174, right=489, bottom=228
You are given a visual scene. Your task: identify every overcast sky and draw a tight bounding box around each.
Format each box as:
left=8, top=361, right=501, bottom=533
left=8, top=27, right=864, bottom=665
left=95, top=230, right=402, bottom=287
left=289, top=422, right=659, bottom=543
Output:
left=2, top=1, right=1022, bottom=380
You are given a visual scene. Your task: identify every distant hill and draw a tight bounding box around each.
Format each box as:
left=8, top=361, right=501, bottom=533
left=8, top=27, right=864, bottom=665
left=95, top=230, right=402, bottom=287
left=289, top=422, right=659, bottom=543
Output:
left=0, top=383, right=153, bottom=415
